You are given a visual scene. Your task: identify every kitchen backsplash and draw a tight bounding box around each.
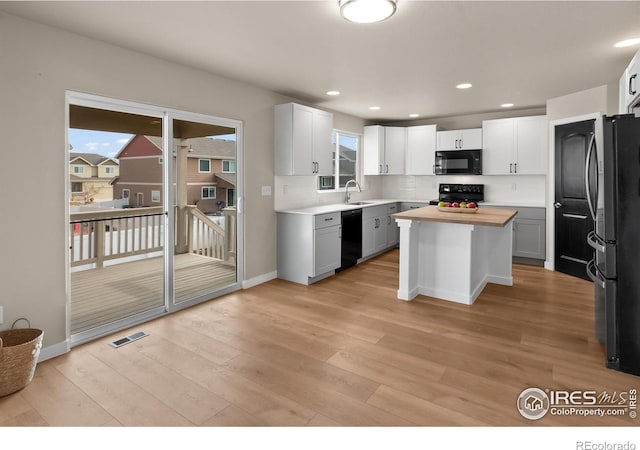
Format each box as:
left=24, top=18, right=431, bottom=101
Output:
left=381, top=175, right=546, bottom=205
left=275, top=174, right=546, bottom=210
left=275, top=176, right=383, bottom=211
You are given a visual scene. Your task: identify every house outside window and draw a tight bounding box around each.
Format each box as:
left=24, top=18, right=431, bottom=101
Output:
left=199, top=159, right=211, bottom=173
left=201, top=186, right=216, bottom=199
left=318, top=131, right=360, bottom=190
left=73, top=166, right=84, bottom=174
left=122, top=189, right=130, bottom=199
left=151, top=190, right=161, bottom=203
left=222, top=160, right=236, bottom=173
left=105, top=166, right=115, bottom=174
left=71, top=182, right=83, bottom=193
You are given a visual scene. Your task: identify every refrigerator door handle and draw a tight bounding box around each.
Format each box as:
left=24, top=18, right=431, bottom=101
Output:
left=586, top=230, right=605, bottom=253
left=586, top=259, right=605, bottom=289
left=585, top=132, right=597, bottom=222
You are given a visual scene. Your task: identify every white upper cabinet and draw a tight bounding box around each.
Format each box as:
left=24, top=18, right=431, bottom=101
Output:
left=363, top=125, right=405, bottom=175
left=406, top=125, right=438, bottom=175
left=383, top=127, right=406, bottom=175
left=482, top=118, right=515, bottom=174
left=436, top=128, right=482, bottom=151
left=620, top=49, right=640, bottom=113
left=274, top=103, right=334, bottom=176
left=482, top=115, right=547, bottom=175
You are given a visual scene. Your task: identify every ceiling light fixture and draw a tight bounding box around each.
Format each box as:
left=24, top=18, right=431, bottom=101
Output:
left=369, top=106, right=381, bottom=110
left=614, top=38, right=640, bottom=48
left=409, top=113, right=420, bottom=118
left=326, top=90, right=341, bottom=96
left=339, top=0, right=397, bottom=24
left=501, top=103, right=514, bottom=108
left=456, top=83, right=472, bottom=89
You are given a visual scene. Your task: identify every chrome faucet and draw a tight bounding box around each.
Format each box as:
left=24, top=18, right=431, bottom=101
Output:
left=344, top=179, right=361, bottom=203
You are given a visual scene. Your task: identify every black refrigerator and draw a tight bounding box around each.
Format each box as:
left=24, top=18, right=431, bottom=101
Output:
left=586, top=113, right=640, bottom=376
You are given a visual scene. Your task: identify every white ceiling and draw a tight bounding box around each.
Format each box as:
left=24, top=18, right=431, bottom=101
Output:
left=2, top=1, right=640, bottom=121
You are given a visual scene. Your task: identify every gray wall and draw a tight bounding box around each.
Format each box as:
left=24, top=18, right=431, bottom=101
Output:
left=0, top=12, right=363, bottom=351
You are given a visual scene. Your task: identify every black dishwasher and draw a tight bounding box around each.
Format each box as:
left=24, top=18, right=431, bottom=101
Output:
left=337, top=208, right=362, bottom=272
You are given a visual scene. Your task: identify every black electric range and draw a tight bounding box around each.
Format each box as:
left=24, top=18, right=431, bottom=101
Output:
left=428, top=184, right=484, bottom=205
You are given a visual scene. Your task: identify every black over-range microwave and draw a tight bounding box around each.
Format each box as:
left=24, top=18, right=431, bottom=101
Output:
left=433, top=149, right=482, bottom=175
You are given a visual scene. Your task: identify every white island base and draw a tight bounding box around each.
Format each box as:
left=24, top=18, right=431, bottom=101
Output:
left=395, top=218, right=514, bottom=304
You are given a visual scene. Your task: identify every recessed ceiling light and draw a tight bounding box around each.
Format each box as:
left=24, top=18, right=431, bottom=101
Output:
left=409, top=113, right=420, bottom=118
left=614, top=38, right=640, bottom=48
left=501, top=103, right=514, bottom=108
left=456, top=83, right=472, bottom=89
left=369, top=106, right=381, bottom=111
left=326, top=90, right=340, bottom=96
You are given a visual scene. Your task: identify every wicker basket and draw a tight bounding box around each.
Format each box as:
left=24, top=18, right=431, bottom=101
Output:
left=0, top=324, right=44, bottom=397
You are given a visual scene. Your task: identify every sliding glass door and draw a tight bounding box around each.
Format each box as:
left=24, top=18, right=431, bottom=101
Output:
left=169, top=115, right=239, bottom=309
left=67, top=93, right=242, bottom=344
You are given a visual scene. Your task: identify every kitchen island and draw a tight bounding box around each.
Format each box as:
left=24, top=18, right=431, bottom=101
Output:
left=392, top=206, right=518, bottom=304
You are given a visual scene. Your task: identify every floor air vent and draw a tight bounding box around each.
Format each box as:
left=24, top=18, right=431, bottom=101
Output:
left=110, top=330, right=149, bottom=348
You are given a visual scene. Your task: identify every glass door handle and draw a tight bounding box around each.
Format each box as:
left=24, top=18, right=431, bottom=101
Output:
left=553, top=202, right=563, bottom=208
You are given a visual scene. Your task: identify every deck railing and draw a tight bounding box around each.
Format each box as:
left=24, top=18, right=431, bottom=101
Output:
left=70, top=205, right=237, bottom=269
left=69, top=207, right=164, bottom=268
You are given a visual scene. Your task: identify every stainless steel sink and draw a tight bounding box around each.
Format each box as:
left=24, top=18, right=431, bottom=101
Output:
left=347, top=202, right=372, bottom=206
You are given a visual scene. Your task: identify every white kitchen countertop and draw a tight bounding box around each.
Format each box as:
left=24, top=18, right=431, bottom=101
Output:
left=277, top=199, right=545, bottom=215
left=276, top=199, right=398, bottom=215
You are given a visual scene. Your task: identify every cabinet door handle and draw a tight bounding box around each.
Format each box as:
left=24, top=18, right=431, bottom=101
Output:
left=514, top=163, right=517, bottom=173
left=630, top=74, right=637, bottom=96
left=387, top=216, right=391, bottom=225
left=510, top=163, right=513, bottom=173
left=324, top=217, right=333, bottom=221
left=379, top=164, right=382, bottom=174
left=386, top=164, right=389, bottom=173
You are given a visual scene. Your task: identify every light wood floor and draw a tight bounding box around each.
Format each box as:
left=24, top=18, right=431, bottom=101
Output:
left=71, top=253, right=237, bottom=334
left=2, top=250, right=638, bottom=426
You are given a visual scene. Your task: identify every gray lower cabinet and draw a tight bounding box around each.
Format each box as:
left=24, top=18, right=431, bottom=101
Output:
left=362, top=203, right=400, bottom=259
left=277, top=211, right=341, bottom=285
left=489, top=206, right=546, bottom=263
left=386, top=203, right=399, bottom=247
left=362, top=205, right=388, bottom=258
left=400, top=202, right=429, bottom=212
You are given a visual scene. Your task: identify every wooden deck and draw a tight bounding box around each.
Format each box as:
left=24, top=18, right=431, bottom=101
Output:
left=71, top=253, right=237, bottom=334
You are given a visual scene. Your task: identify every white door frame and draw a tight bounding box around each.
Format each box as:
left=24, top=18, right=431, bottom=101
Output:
left=545, top=112, right=603, bottom=271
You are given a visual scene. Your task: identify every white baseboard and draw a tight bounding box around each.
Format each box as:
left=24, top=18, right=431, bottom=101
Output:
left=38, top=339, right=70, bottom=363
left=242, top=271, right=277, bottom=289
left=544, top=260, right=554, bottom=271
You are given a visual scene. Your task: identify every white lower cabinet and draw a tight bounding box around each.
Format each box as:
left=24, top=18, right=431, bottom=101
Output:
left=277, top=211, right=341, bottom=285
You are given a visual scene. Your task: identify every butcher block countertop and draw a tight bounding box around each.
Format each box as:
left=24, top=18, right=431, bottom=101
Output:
left=392, top=205, right=518, bottom=227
